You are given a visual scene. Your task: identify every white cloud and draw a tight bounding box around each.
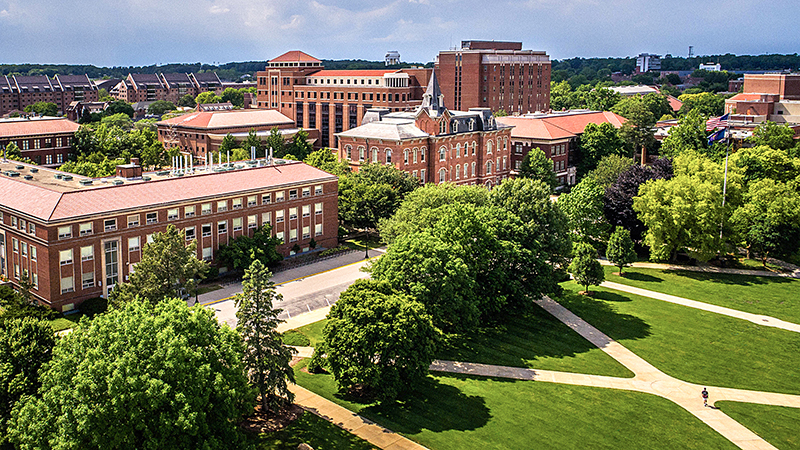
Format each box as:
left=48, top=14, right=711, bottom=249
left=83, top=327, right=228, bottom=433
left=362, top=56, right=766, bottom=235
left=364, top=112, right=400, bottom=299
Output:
left=209, top=4, right=230, bottom=14
left=0, top=9, right=9, bottom=17
left=280, top=14, right=302, bottom=29
left=409, top=0, right=429, bottom=4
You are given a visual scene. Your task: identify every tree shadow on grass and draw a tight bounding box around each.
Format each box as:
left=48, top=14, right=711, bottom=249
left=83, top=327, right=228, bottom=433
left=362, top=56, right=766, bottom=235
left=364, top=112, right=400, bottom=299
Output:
left=621, top=271, right=663, bottom=283
left=592, top=290, right=633, bottom=302
left=555, top=290, right=652, bottom=343
left=358, top=375, right=491, bottom=434
left=666, top=269, right=797, bottom=287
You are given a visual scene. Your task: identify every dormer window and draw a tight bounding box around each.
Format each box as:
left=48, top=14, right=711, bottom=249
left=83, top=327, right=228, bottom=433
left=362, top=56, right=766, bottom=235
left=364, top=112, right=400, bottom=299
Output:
left=439, top=120, right=446, bottom=134
left=453, top=121, right=459, bottom=133
left=469, top=119, right=475, bottom=131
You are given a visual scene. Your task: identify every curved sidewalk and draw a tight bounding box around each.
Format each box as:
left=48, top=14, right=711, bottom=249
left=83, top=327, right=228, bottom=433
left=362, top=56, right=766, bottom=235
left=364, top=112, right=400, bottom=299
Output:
left=599, top=259, right=800, bottom=279
left=600, top=281, right=800, bottom=333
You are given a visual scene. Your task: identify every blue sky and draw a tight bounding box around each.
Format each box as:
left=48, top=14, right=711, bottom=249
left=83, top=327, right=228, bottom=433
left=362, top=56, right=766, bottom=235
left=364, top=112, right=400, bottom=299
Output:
left=0, top=0, right=797, bottom=66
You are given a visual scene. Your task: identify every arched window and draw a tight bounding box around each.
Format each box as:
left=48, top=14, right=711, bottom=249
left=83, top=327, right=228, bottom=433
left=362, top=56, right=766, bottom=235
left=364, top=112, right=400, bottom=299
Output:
left=472, top=141, right=477, bottom=155
left=439, top=168, right=447, bottom=183
left=371, top=147, right=378, bottom=163
left=421, top=147, right=426, bottom=162
left=471, top=162, right=476, bottom=177
left=455, top=164, right=461, bottom=180
left=464, top=143, right=469, bottom=157
left=464, top=163, right=469, bottom=178
left=386, top=149, right=392, bottom=164
left=413, top=148, right=418, bottom=163
left=469, top=119, right=475, bottom=131
left=358, top=146, right=365, bottom=161
left=344, top=145, right=352, bottom=160
left=439, top=147, right=446, bottom=162
left=455, top=143, right=461, bottom=158
left=404, top=149, right=409, bottom=165
left=439, top=120, right=446, bottom=134
left=503, top=136, right=508, bottom=151
left=486, top=160, right=493, bottom=175
left=453, top=121, right=458, bottom=133
left=486, top=140, right=493, bottom=155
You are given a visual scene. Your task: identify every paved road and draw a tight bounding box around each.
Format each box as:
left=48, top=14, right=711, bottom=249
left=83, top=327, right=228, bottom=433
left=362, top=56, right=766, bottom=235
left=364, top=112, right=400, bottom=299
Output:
left=209, top=249, right=383, bottom=329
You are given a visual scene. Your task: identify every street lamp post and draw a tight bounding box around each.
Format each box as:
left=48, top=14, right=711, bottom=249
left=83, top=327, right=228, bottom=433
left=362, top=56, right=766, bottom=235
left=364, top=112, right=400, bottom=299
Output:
left=364, top=231, right=369, bottom=259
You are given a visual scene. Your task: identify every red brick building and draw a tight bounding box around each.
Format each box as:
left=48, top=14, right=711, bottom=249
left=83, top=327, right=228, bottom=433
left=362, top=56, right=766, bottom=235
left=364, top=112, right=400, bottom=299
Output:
left=256, top=51, right=432, bottom=149
left=1, top=75, right=99, bottom=117
left=155, top=108, right=311, bottom=160
left=0, top=117, right=80, bottom=166
left=436, top=40, right=551, bottom=114
left=497, top=110, right=627, bottom=186
left=725, top=74, right=800, bottom=125
left=111, top=72, right=224, bottom=103
left=336, top=72, right=513, bottom=187
left=0, top=159, right=338, bottom=311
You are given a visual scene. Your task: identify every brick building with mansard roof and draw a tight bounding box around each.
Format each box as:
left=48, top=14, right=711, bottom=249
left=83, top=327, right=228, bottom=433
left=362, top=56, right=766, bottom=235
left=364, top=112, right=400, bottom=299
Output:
left=0, top=158, right=338, bottom=312
left=336, top=71, right=513, bottom=187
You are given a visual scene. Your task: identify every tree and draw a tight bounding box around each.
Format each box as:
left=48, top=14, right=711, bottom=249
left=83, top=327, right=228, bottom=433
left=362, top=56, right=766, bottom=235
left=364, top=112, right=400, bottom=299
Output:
left=59, top=154, right=125, bottom=177
left=568, top=242, right=604, bottom=294
left=0, top=318, right=55, bottom=447
left=614, top=97, right=657, bottom=159
left=243, top=128, right=264, bottom=158
left=23, top=101, right=58, bottom=117
left=266, top=127, right=286, bottom=158
left=578, top=122, right=626, bottom=176
left=338, top=163, right=420, bottom=230
left=2, top=142, right=23, bottom=161
left=730, top=145, right=800, bottom=185
left=584, top=154, right=635, bottom=189
left=494, top=109, right=508, bottom=117
left=659, top=109, right=709, bottom=158
left=196, top=91, right=222, bottom=105
left=218, top=133, right=238, bottom=156
left=147, top=100, right=176, bottom=115
left=178, top=94, right=196, bottom=107
left=641, top=93, right=674, bottom=120
left=606, top=226, right=637, bottom=274
left=286, top=129, right=313, bottom=161
left=747, top=121, right=797, bottom=152
left=731, top=178, right=800, bottom=265
left=9, top=300, right=251, bottom=450
left=112, top=224, right=208, bottom=306
left=368, top=231, right=478, bottom=332
left=558, top=177, right=610, bottom=250
left=518, top=147, right=558, bottom=190
left=218, top=225, right=283, bottom=271
left=585, top=87, right=621, bottom=111
left=97, top=88, right=111, bottom=101
left=603, top=157, right=673, bottom=242
left=235, top=260, right=295, bottom=413
left=231, top=148, right=249, bottom=161
left=221, top=87, right=244, bottom=107
left=103, top=100, right=134, bottom=118
left=678, top=92, right=724, bottom=117
left=100, top=112, right=133, bottom=130
left=321, top=280, right=439, bottom=401
left=304, top=147, right=350, bottom=176
left=633, top=151, right=742, bottom=261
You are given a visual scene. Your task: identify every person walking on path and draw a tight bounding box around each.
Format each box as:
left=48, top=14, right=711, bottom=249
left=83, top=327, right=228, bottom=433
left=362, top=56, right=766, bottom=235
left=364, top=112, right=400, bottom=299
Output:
left=702, top=387, right=709, bottom=407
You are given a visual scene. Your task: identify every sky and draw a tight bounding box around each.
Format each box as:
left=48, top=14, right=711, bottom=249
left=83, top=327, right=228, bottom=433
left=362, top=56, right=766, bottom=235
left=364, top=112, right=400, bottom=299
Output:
left=1, top=0, right=798, bottom=67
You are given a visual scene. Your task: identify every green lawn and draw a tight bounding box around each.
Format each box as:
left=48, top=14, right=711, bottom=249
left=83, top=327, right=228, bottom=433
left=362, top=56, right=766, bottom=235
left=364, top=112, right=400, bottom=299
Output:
left=252, top=410, right=376, bottom=449
left=437, top=304, right=634, bottom=378
left=49, top=313, right=84, bottom=332
left=294, top=360, right=736, bottom=450
left=716, top=402, right=800, bottom=450
left=602, top=266, right=800, bottom=324
left=557, top=281, right=800, bottom=395
left=286, top=319, right=327, bottom=348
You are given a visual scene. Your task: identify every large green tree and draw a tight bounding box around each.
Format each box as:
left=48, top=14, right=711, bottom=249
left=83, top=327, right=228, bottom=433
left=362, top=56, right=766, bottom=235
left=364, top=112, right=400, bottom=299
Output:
left=104, top=100, right=134, bottom=118
left=568, top=242, right=604, bottom=294
left=9, top=300, right=251, bottom=450
left=321, top=280, right=439, bottom=401
left=196, top=91, right=222, bottom=105
left=147, top=100, right=176, bottom=116
left=678, top=92, right=724, bottom=116
left=23, top=101, right=58, bottom=117
left=578, top=122, right=626, bottom=176
left=339, top=163, right=419, bottom=230
left=747, top=121, right=797, bottom=152
left=218, top=225, right=283, bottom=271
left=613, top=96, right=657, bottom=159
left=659, top=109, right=709, bottom=158
left=518, top=147, right=558, bottom=190
left=235, top=260, right=295, bottom=413
left=584, top=154, right=635, bottom=189
left=0, top=318, right=55, bottom=446
left=221, top=88, right=244, bottom=107
left=178, top=94, right=196, bottom=107
left=606, top=226, right=637, bottom=274
left=243, top=128, right=264, bottom=158
left=218, top=133, right=238, bottom=156
left=730, top=145, right=800, bottom=185
left=558, top=177, right=610, bottom=250
left=286, top=129, right=314, bottom=161
left=304, top=147, right=350, bottom=176
left=266, top=127, right=287, bottom=158
left=112, top=225, right=208, bottom=306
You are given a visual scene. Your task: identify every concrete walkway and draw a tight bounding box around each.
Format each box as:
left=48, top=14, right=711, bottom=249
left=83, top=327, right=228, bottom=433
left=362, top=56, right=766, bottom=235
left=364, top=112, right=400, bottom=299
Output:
left=601, top=280, right=800, bottom=333
left=290, top=384, right=428, bottom=450
left=600, top=259, right=800, bottom=279
left=430, top=296, right=800, bottom=450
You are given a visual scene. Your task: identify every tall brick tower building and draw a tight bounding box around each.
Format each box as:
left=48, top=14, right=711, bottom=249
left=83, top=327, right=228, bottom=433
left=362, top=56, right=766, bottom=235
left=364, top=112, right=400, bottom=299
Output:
left=436, top=40, right=551, bottom=115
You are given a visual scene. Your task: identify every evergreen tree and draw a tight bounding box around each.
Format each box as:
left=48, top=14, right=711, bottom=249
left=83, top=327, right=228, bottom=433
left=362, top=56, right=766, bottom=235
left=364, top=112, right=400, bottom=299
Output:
left=266, top=127, right=286, bottom=158
left=568, top=242, right=604, bottom=294
left=218, top=133, right=238, bottom=157
left=243, top=128, right=264, bottom=158
left=235, top=260, right=295, bottom=413
left=606, top=226, right=637, bottom=275
left=518, top=147, right=557, bottom=191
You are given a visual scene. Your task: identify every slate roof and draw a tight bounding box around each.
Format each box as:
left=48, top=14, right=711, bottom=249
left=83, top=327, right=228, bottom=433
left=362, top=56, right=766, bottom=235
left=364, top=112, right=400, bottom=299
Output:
left=337, top=121, right=429, bottom=141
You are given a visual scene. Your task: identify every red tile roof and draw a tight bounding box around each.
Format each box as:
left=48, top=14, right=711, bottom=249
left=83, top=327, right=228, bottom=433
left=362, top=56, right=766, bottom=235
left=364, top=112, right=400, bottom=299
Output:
left=726, top=93, right=766, bottom=102
left=270, top=51, right=321, bottom=63
left=666, top=95, right=683, bottom=113
left=497, top=111, right=626, bottom=140
left=308, top=70, right=398, bottom=77
left=0, top=117, right=81, bottom=138
left=0, top=162, right=336, bottom=222
left=156, top=109, right=293, bottom=130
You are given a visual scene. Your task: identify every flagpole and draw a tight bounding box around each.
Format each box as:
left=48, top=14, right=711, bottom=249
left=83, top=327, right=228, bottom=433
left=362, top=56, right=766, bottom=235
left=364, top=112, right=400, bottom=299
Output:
left=719, top=114, right=731, bottom=241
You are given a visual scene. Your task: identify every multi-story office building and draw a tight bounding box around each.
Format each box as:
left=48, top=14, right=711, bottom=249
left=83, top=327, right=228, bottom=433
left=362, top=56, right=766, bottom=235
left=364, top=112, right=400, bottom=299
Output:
left=0, top=117, right=80, bottom=166
left=0, top=75, right=99, bottom=117
left=436, top=40, right=551, bottom=114
left=635, top=53, right=661, bottom=73
left=336, top=72, right=513, bottom=187
left=255, top=51, right=432, bottom=148
left=0, top=158, right=338, bottom=312
left=110, top=72, right=224, bottom=103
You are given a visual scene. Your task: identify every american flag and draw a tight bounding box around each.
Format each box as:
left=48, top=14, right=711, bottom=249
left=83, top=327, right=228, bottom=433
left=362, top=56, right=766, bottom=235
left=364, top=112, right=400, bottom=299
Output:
left=706, top=113, right=729, bottom=131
